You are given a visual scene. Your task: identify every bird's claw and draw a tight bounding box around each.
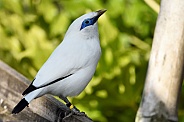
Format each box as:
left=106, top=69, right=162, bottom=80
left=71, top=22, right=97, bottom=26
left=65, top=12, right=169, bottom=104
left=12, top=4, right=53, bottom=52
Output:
left=71, top=106, right=85, bottom=116
left=64, top=106, right=85, bottom=117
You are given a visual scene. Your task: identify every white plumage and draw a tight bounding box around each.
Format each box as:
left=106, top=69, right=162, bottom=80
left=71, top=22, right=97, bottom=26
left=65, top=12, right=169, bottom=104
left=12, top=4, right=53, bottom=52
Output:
left=12, top=9, right=106, bottom=114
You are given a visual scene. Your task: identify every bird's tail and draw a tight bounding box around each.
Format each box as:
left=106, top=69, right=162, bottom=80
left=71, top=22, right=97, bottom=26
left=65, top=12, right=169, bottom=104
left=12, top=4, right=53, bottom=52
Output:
left=12, top=88, right=42, bottom=114
left=12, top=98, right=29, bottom=114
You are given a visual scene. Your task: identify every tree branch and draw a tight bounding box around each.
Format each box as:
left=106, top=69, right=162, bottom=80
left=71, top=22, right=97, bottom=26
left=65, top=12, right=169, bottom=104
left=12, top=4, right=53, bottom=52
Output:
left=0, top=60, right=92, bottom=122
left=136, top=0, right=184, bottom=121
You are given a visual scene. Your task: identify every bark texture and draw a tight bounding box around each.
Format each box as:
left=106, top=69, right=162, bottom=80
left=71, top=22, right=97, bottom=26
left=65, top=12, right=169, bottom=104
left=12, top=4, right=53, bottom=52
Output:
left=136, top=0, right=184, bottom=121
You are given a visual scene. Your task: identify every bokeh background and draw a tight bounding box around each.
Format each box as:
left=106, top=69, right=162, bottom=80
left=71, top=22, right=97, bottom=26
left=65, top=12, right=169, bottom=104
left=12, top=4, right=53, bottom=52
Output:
left=0, top=0, right=184, bottom=122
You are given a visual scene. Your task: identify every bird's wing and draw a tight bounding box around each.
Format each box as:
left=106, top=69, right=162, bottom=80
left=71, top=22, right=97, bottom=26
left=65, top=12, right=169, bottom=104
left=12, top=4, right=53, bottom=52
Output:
left=34, top=43, right=87, bottom=87
left=22, top=41, right=90, bottom=96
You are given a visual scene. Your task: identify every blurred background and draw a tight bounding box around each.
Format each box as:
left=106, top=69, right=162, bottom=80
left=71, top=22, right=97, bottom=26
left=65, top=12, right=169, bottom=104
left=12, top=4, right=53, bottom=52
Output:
left=0, top=0, right=184, bottom=122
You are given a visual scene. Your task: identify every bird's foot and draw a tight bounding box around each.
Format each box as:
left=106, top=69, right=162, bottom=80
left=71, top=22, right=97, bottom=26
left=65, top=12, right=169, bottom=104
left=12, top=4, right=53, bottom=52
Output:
left=65, top=102, right=85, bottom=116
left=70, top=106, right=85, bottom=116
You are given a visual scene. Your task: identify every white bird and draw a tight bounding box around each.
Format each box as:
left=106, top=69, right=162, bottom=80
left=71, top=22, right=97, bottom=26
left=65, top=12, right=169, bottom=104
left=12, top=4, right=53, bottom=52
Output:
left=12, top=9, right=106, bottom=114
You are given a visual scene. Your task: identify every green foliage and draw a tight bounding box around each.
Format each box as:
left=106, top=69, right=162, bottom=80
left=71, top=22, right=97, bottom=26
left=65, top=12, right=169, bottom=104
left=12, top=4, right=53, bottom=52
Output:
left=2, top=0, right=183, bottom=122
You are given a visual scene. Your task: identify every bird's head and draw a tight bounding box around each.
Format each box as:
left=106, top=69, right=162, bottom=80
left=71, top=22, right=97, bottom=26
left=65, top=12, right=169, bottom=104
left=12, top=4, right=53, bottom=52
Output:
left=64, top=9, right=106, bottom=38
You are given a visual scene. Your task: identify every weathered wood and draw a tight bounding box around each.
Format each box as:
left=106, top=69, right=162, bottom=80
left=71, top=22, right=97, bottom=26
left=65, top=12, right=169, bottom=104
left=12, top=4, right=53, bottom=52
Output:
left=0, top=60, right=92, bottom=122
left=136, top=0, right=184, bottom=122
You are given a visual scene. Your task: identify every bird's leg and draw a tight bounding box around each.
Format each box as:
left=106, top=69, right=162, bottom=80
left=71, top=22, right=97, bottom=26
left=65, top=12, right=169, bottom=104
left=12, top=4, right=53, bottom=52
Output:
left=59, top=96, right=85, bottom=116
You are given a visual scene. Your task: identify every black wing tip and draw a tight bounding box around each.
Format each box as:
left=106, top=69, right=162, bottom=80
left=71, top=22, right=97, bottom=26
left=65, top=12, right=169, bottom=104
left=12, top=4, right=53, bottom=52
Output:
left=12, top=98, right=29, bottom=114
left=22, top=84, right=37, bottom=96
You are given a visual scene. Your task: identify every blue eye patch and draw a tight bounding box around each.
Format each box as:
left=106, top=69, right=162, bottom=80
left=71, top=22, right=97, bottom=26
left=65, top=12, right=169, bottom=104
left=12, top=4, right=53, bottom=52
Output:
left=80, top=17, right=98, bottom=30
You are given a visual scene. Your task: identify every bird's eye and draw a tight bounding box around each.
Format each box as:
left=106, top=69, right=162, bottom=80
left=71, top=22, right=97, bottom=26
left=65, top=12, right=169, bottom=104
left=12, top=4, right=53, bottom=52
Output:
left=85, top=20, right=90, bottom=24
left=80, top=18, right=94, bottom=30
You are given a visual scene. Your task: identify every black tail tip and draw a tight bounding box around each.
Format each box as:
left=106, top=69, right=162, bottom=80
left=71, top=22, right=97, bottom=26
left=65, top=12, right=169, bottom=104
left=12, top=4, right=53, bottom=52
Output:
left=12, top=98, right=29, bottom=114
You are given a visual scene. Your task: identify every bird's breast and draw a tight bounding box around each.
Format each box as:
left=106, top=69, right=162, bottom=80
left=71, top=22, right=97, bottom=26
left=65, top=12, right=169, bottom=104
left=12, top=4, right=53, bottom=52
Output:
left=78, top=39, right=101, bottom=66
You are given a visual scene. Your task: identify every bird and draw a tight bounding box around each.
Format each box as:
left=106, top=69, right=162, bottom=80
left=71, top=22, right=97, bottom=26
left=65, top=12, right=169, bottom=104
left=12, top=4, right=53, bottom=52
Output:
left=12, top=9, right=106, bottom=114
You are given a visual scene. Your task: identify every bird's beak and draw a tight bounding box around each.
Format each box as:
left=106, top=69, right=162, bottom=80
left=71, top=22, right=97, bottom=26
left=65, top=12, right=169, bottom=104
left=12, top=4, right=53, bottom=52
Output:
left=90, top=9, right=106, bottom=25
left=96, top=9, right=107, bottom=19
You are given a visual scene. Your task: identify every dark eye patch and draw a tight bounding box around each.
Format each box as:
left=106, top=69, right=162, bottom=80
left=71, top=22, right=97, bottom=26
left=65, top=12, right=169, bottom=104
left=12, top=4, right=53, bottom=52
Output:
left=80, top=18, right=96, bottom=30
left=85, top=20, right=89, bottom=24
